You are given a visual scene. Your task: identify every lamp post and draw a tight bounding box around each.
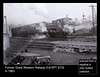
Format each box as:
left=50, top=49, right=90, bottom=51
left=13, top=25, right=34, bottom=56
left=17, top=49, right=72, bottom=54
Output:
left=82, top=12, right=85, bottom=26
left=3, top=16, right=8, bottom=34
left=3, top=16, right=8, bottom=65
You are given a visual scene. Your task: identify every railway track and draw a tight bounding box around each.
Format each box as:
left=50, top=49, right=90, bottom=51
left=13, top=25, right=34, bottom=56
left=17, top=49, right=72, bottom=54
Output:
left=7, top=36, right=97, bottom=65
left=27, top=36, right=97, bottom=53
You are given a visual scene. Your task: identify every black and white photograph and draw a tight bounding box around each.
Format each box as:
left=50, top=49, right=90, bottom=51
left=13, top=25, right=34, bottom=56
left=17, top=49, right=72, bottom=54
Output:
left=3, top=3, right=97, bottom=66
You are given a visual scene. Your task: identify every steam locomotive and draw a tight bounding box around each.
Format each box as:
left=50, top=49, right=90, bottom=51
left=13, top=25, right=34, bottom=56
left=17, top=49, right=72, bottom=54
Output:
left=44, top=17, right=74, bottom=38
left=12, top=17, right=75, bottom=38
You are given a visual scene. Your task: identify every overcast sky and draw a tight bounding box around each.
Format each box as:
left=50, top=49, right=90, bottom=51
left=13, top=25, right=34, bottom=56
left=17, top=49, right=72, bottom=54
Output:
left=3, top=3, right=97, bottom=27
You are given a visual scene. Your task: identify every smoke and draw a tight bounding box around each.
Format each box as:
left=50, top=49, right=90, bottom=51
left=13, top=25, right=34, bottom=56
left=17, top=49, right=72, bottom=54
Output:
left=4, top=3, right=49, bottom=26
left=28, top=3, right=48, bottom=19
left=63, top=24, right=74, bottom=35
left=75, top=23, right=93, bottom=31
left=63, top=24, right=93, bottom=35
left=39, top=22, right=47, bottom=32
left=17, top=3, right=48, bottom=19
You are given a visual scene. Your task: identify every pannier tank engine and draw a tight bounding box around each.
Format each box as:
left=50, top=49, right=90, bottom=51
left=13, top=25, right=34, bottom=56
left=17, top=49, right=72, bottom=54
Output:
left=45, top=18, right=74, bottom=38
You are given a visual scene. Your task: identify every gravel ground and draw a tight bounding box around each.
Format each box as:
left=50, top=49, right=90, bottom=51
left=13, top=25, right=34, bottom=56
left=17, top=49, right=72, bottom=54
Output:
left=4, top=37, right=33, bottom=65
left=4, top=37, right=97, bottom=65
left=27, top=48, right=96, bottom=65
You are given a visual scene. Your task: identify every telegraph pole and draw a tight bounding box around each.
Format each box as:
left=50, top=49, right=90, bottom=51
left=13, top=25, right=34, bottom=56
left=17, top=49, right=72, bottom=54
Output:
left=89, top=5, right=96, bottom=35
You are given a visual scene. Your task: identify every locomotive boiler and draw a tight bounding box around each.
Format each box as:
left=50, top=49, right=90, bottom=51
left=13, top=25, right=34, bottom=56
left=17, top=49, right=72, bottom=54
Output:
left=45, top=18, right=74, bottom=38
